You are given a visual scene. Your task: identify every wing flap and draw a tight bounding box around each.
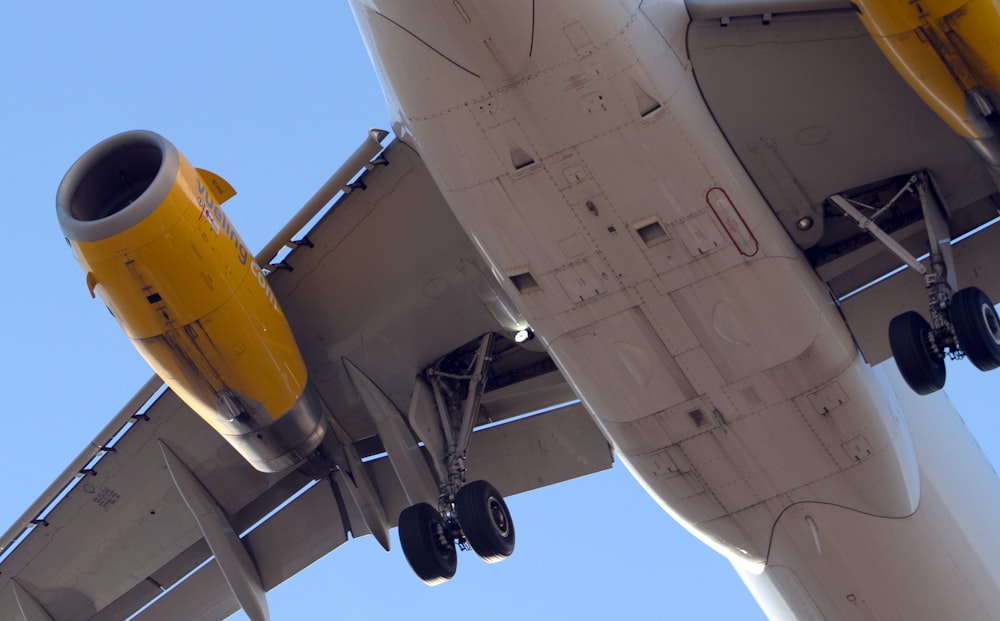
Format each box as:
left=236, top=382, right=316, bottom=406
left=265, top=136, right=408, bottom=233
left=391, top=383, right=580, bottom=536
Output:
left=246, top=403, right=610, bottom=591
left=127, top=402, right=610, bottom=620
left=466, top=403, right=612, bottom=496
left=250, top=479, right=351, bottom=591
left=131, top=562, right=239, bottom=621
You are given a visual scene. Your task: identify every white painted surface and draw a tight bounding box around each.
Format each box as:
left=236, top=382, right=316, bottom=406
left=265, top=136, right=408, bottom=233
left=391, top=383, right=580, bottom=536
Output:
left=351, top=0, right=1000, bottom=617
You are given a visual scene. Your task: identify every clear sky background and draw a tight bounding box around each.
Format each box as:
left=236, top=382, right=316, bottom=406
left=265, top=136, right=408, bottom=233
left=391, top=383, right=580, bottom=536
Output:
left=1, top=3, right=998, bottom=620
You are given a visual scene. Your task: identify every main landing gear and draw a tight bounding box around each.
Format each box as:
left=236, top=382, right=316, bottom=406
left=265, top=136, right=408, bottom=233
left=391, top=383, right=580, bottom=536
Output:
left=399, top=480, right=515, bottom=584
left=831, top=173, right=1000, bottom=394
left=888, top=286, right=1000, bottom=394
left=397, top=334, right=516, bottom=584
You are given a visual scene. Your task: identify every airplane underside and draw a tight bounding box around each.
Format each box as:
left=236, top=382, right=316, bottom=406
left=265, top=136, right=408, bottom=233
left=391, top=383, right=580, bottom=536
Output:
left=350, top=0, right=1000, bottom=617
left=5, top=2, right=1000, bottom=620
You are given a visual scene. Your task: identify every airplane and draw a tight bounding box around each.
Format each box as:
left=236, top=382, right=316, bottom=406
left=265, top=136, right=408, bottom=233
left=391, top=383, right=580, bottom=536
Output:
left=2, top=6, right=766, bottom=620
left=1, top=1, right=1000, bottom=620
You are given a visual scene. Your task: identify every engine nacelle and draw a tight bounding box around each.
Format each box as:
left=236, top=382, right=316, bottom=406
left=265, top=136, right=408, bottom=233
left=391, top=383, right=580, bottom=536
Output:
left=57, top=130, right=326, bottom=473
left=855, top=0, right=1000, bottom=166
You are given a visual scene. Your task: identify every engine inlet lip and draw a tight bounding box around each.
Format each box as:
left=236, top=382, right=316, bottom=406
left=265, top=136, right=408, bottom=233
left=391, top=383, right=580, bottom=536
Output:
left=56, top=130, right=179, bottom=243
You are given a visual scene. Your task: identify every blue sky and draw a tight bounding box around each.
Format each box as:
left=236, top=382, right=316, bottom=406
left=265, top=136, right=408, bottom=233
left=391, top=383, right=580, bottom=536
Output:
left=2, top=3, right=998, bottom=620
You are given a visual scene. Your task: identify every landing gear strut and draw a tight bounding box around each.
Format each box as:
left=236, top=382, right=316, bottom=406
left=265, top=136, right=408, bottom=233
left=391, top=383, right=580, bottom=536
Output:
left=397, top=334, right=516, bottom=584
left=831, top=172, right=1000, bottom=394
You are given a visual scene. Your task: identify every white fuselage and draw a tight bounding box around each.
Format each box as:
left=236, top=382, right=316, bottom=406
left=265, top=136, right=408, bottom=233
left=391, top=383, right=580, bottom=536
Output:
left=349, top=1, right=1000, bottom=617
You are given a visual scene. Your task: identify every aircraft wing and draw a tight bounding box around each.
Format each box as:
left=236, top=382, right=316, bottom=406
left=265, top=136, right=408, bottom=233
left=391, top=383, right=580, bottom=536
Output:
left=682, top=1, right=1000, bottom=364
left=0, top=139, right=612, bottom=620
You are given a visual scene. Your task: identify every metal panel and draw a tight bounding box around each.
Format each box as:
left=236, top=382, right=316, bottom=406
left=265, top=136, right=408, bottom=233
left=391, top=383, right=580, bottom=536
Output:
left=755, top=363, right=1000, bottom=619
left=465, top=403, right=613, bottom=496
left=684, top=7, right=1000, bottom=296
left=267, top=140, right=504, bottom=439
left=131, top=562, right=239, bottom=621
left=0, top=389, right=274, bottom=621
left=11, top=581, right=55, bottom=621
left=134, top=403, right=611, bottom=620
left=684, top=0, right=850, bottom=21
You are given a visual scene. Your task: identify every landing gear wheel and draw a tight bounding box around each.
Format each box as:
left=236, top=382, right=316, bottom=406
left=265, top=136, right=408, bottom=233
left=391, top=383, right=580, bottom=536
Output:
left=456, top=480, right=515, bottom=563
left=398, top=502, right=456, bottom=585
left=889, top=311, right=946, bottom=395
left=951, top=286, right=1000, bottom=371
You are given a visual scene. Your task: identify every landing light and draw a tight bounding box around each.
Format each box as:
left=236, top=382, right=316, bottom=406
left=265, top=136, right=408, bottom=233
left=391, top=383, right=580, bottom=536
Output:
left=796, top=216, right=814, bottom=231
left=514, top=328, right=534, bottom=343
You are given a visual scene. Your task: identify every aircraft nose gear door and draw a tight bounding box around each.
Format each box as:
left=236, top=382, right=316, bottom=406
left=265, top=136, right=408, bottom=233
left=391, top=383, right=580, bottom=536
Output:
left=397, top=333, right=517, bottom=584
left=830, top=172, right=1000, bottom=394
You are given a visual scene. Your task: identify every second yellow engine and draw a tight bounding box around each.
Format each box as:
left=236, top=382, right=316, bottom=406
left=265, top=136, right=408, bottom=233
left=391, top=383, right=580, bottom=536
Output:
left=855, top=0, right=1000, bottom=166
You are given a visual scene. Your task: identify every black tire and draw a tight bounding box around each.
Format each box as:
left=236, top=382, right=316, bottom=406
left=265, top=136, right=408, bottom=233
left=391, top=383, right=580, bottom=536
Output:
left=398, top=503, right=456, bottom=585
left=456, top=480, right=515, bottom=563
left=951, top=286, right=1000, bottom=372
left=889, top=311, right=946, bottom=395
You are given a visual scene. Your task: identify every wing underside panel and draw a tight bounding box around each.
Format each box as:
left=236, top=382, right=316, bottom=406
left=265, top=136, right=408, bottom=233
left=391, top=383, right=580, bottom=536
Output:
left=682, top=3, right=1000, bottom=362
left=0, top=140, right=612, bottom=621
left=132, top=404, right=608, bottom=621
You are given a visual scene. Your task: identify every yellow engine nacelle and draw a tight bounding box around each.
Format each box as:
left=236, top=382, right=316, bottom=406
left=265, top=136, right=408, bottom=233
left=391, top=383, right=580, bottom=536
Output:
left=855, top=0, right=1000, bottom=166
left=57, top=130, right=326, bottom=473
